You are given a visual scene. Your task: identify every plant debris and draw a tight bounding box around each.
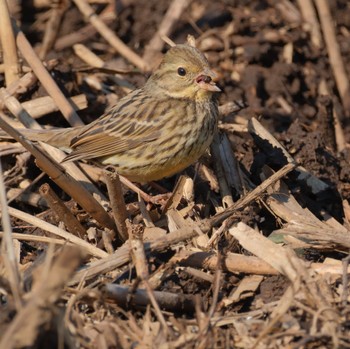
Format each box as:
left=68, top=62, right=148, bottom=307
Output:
left=1, top=0, right=350, bottom=348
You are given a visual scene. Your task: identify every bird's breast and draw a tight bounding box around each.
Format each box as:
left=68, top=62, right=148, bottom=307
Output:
left=102, top=97, right=218, bottom=182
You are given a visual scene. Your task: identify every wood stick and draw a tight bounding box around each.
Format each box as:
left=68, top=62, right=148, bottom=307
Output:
left=21, top=94, right=87, bottom=119
left=68, top=227, right=197, bottom=286
left=7, top=188, right=48, bottom=208
left=0, top=0, right=21, bottom=85
left=314, top=0, right=350, bottom=113
left=73, top=44, right=134, bottom=92
left=248, top=117, right=330, bottom=194
left=128, top=223, right=169, bottom=333
left=0, top=60, right=58, bottom=110
left=103, top=284, right=196, bottom=312
left=129, top=224, right=148, bottom=280
left=0, top=246, right=84, bottom=349
left=12, top=21, right=84, bottom=126
left=0, top=63, right=31, bottom=74
left=39, top=0, right=69, bottom=59
left=54, top=10, right=115, bottom=51
left=39, top=183, right=87, bottom=237
left=296, top=0, right=322, bottom=48
left=0, top=112, right=116, bottom=231
left=0, top=88, right=110, bottom=213
left=319, top=79, right=346, bottom=152
left=0, top=231, right=66, bottom=245
left=0, top=161, right=22, bottom=309
left=203, top=162, right=296, bottom=230
left=72, top=0, right=147, bottom=71
left=210, top=134, right=234, bottom=208
left=0, top=71, right=37, bottom=99
left=174, top=250, right=278, bottom=275
left=6, top=206, right=108, bottom=258
left=104, top=170, right=128, bottom=242
left=143, top=0, right=191, bottom=66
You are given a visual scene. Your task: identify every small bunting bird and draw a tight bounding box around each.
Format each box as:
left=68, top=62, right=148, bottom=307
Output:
left=3, top=44, right=220, bottom=182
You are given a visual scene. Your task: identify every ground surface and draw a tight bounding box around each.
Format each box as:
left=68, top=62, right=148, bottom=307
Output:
left=1, top=0, right=350, bottom=348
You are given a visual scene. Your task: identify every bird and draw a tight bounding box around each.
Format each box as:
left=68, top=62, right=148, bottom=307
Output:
left=2, top=44, right=221, bottom=182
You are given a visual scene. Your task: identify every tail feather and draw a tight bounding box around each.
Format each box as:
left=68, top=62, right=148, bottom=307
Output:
left=0, top=127, right=81, bottom=150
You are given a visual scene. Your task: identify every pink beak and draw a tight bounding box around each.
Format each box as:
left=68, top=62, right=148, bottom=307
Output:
left=195, top=70, right=221, bottom=92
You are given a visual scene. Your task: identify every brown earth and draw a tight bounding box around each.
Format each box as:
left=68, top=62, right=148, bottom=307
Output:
left=1, top=0, right=350, bottom=348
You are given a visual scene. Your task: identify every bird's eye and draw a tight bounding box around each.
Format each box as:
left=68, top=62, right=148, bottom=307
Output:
left=177, top=67, right=186, bottom=76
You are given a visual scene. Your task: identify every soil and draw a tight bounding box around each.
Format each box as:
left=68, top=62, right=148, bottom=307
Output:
left=1, top=0, right=350, bottom=348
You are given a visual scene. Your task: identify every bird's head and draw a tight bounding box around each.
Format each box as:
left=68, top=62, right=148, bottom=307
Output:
left=148, top=44, right=221, bottom=100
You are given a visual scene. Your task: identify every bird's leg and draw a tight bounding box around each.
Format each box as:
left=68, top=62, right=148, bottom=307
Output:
left=118, top=175, right=153, bottom=202
left=119, top=176, right=171, bottom=205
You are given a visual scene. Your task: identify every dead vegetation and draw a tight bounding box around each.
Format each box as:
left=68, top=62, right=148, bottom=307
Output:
left=1, top=0, right=350, bottom=348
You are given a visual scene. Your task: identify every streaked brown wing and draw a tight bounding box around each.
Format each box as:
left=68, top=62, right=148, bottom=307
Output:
left=63, top=130, right=159, bottom=162
left=63, top=89, right=162, bottom=162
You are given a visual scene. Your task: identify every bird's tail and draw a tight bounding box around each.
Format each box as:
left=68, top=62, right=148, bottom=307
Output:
left=0, top=127, right=81, bottom=150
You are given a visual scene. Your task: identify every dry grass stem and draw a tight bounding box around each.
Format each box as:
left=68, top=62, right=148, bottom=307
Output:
left=210, top=133, right=234, bottom=208
left=128, top=224, right=169, bottom=334
left=54, top=8, right=115, bottom=50
left=0, top=0, right=21, bottom=85
left=69, top=227, right=197, bottom=286
left=73, top=43, right=134, bottom=92
left=6, top=206, right=107, bottom=258
left=13, top=21, right=84, bottom=127
left=297, top=0, right=322, bottom=48
left=319, top=79, right=346, bottom=152
left=0, top=112, right=115, bottom=230
left=206, top=162, right=296, bottom=230
left=162, top=175, right=193, bottom=214
left=103, top=284, right=196, bottom=313
left=248, top=117, right=330, bottom=193
left=230, top=222, right=340, bottom=347
left=72, top=0, right=147, bottom=71
left=143, top=0, right=191, bottom=66
left=39, top=0, right=69, bottom=59
left=0, top=231, right=67, bottom=245
left=263, top=170, right=350, bottom=251
left=0, top=66, right=55, bottom=110
left=315, top=0, right=350, bottom=113
left=0, top=88, right=107, bottom=200
left=39, top=183, right=87, bottom=237
left=1, top=3, right=349, bottom=347
left=21, top=94, right=87, bottom=119
left=0, top=246, right=84, bottom=348
left=104, top=169, right=128, bottom=242
left=174, top=250, right=279, bottom=275
left=0, top=161, right=22, bottom=309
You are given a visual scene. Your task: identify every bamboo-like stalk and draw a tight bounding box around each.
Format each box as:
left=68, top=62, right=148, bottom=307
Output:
left=39, top=183, right=87, bottom=238
left=0, top=112, right=116, bottom=232
left=6, top=206, right=108, bottom=258
left=0, top=0, right=21, bottom=85
left=0, top=88, right=107, bottom=202
left=143, top=0, right=190, bottom=66
left=39, top=0, right=69, bottom=59
left=315, top=0, right=350, bottom=113
left=296, top=0, right=322, bottom=48
left=21, top=94, right=87, bottom=119
left=72, top=0, right=147, bottom=71
left=104, top=170, right=129, bottom=242
left=0, top=161, right=22, bottom=309
left=12, top=21, right=84, bottom=127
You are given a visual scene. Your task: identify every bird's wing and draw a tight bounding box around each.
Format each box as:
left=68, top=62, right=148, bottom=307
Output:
left=63, top=89, right=162, bottom=162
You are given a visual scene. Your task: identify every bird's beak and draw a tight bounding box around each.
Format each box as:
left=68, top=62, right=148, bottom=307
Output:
left=195, top=69, right=221, bottom=92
